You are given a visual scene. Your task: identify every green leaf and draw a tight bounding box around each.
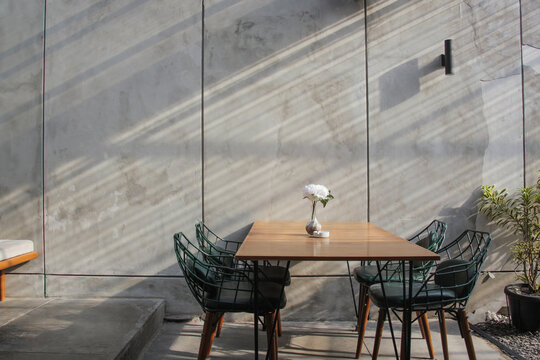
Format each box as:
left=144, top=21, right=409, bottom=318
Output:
left=479, top=174, right=540, bottom=291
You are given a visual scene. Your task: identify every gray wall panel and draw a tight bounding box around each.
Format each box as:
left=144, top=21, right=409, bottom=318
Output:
left=4, top=274, right=45, bottom=299
left=523, top=0, right=540, bottom=186
left=0, top=0, right=44, bottom=274
left=46, top=275, right=197, bottom=315
left=367, top=0, right=522, bottom=272
left=0, top=0, right=537, bottom=320
left=204, top=0, right=368, bottom=276
left=44, top=0, right=202, bottom=276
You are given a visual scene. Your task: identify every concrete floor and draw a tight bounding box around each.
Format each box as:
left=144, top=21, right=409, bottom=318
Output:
left=142, top=318, right=509, bottom=359
left=0, top=298, right=509, bottom=359
left=0, top=298, right=164, bottom=360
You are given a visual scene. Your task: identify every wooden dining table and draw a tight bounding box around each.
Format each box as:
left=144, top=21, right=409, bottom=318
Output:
left=235, top=220, right=440, bottom=360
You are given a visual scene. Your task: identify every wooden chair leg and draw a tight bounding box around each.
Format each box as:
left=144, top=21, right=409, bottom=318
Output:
left=274, top=313, right=279, bottom=356
left=417, top=311, right=426, bottom=339
left=215, top=314, right=225, bottom=338
left=198, top=312, right=213, bottom=360
left=265, top=312, right=279, bottom=360
left=400, top=324, right=406, bottom=359
left=206, top=312, right=223, bottom=358
left=419, top=312, right=435, bottom=359
left=372, top=308, right=386, bottom=360
left=438, top=310, right=449, bottom=360
left=355, top=284, right=371, bottom=358
left=277, top=311, right=282, bottom=337
left=197, top=312, right=221, bottom=360
left=458, top=310, right=477, bottom=360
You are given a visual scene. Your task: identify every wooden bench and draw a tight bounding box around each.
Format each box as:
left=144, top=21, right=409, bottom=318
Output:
left=0, top=240, right=38, bottom=301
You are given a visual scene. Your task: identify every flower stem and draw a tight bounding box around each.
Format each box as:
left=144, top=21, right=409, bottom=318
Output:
left=311, top=201, right=316, bottom=221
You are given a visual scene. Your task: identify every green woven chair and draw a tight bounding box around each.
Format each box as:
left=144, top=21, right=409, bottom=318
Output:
left=174, top=232, right=286, bottom=360
left=354, top=220, right=447, bottom=358
left=196, top=221, right=291, bottom=286
left=368, top=230, right=492, bottom=360
left=195, top=221, right=291, bottom=337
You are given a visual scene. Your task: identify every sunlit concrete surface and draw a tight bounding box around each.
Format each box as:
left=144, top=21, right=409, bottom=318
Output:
left=522, top=0, right=540, bottom=186
left=1, top=0, right=539, bottom=322
left=366, top=0, right=523, bottom=271
left=0, top=298, right=164, bottom=360
left=0, top=0, right=45, bottom=280
left=142, top=319, right=507, bottom=359
left=43, top=0, right=202, bottom=278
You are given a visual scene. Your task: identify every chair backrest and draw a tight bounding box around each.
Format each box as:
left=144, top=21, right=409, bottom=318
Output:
left=174, top=232, right=259, bottom=313
left=195, top=222, right=239, bottom=267
left=174, top=232, right=219, bottom=310
left=434, top=230, right=492, bottom=304
left=371, top=220, right=447, bottom=282
left=409, top=219, right=447, bottom=251
left=409, top=220, right=447, bottom=272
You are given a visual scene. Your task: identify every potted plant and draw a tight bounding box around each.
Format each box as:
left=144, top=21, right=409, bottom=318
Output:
left=479, top=173, right=540, bottom=331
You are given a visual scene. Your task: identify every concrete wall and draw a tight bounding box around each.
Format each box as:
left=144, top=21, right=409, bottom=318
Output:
left=0, top=0, right=538, bottom=321
left=523, top=0, right=540, bottom=186
left=0, top=0, right=45, bottom=296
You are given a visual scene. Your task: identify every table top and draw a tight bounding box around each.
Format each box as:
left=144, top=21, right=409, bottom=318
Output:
left=235, top=221, right=440, bottom=261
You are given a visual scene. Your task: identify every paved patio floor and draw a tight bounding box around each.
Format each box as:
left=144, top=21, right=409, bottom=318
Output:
left=0, top=298, right=164, bottom=360
left=142, top=318, right=509, bottom=359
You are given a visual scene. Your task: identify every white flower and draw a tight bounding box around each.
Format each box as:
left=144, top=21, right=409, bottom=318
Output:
left=303, top=184, right=330, bottom=201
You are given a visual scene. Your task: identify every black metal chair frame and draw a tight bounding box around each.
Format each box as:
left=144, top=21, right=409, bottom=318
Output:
left=353, top=219, right=447, bottom=359
left=195, top=221, right=291, bottom=341
left=370, top=229, right=492, bottom=360
left=174, top=232, right=287, bottom=360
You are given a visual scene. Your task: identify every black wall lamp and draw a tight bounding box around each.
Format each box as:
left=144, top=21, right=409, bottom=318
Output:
left=440, top=39, right=452, bottom=75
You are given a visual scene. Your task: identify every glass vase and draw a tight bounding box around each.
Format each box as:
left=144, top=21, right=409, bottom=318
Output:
left=305, top=201, right=322, bottom=235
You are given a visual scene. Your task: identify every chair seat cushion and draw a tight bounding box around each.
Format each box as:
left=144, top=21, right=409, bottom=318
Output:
left=0, top=240, right=34, bottom=261
left=353, top=264, right=424, bottom=285
left=354, top=264, right=398, bottom=285
left=368, top=282, right=457, bottom=309
left=204, top=281, right=287, bottom=314
left=251, top=265, right=291, bottom=286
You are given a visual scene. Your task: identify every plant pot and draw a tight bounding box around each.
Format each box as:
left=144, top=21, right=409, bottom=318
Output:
left=504, top=283, right=540, bottom=331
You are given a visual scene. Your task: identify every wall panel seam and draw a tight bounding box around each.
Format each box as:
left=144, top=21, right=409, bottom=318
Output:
left=519, top=0, right=526, bottom=186
left=364, top=0, right=370, bottom=221
left=42, top=0, right=48, bottom=298
left=201, top=0, right=205, bottom=221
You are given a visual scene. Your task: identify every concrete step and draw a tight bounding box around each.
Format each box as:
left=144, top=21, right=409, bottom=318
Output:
left=0, top=298, right=164, bottom=360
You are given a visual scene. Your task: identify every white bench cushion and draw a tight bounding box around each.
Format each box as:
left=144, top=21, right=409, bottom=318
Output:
left=0, top=240, right=34, bottom=261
